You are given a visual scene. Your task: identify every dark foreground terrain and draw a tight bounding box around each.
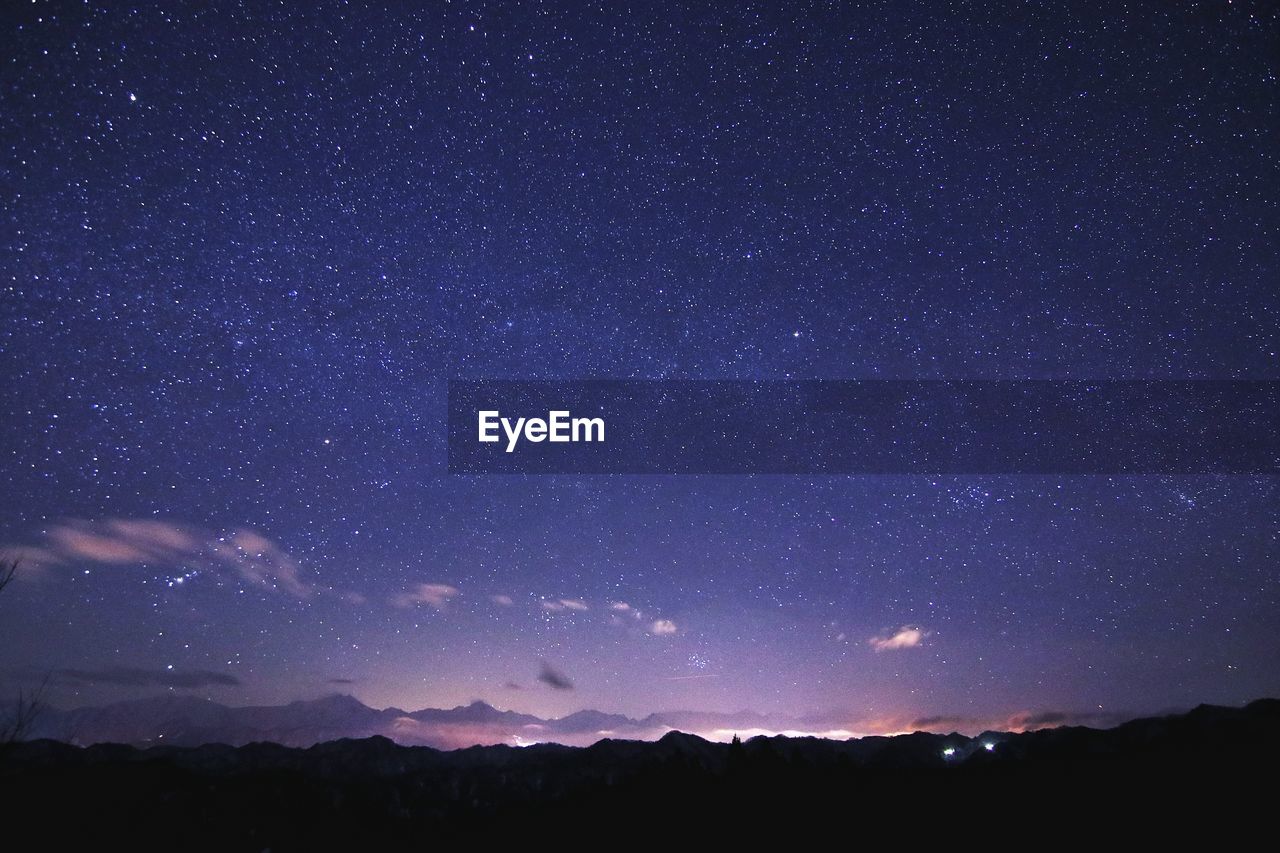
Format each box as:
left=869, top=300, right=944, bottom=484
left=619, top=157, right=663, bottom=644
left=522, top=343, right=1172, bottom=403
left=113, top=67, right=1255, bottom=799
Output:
left=2, top=699, right=1277, bottom=847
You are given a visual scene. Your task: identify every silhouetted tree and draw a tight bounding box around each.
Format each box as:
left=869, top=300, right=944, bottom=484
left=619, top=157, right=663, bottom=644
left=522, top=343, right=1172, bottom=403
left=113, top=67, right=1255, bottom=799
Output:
left=0, top=557, right=15, bottom=594
left=727, top=732, right=745, bottom=779
left=1, top=557, right=47, bottom=744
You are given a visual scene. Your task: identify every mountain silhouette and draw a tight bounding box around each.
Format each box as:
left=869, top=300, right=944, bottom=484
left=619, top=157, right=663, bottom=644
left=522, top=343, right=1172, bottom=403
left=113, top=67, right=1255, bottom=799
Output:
left=2, top=699, right=1276, bottom=844
left=24, top=693, right=812, bottom=749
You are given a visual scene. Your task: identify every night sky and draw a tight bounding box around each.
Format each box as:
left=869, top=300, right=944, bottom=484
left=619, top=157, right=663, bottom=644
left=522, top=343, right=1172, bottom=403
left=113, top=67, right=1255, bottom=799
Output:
left=2, top=1, right=1278, bottom=731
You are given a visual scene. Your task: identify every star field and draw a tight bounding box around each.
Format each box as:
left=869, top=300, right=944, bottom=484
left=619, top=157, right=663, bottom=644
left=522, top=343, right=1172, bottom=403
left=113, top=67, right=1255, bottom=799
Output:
left=1, top=1, right=1277, bottom=725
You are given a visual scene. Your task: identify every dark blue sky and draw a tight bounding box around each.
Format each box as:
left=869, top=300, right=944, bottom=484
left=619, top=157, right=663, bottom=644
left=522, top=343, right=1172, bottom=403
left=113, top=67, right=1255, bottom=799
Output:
left=1, top=1, right=1276, bottom=728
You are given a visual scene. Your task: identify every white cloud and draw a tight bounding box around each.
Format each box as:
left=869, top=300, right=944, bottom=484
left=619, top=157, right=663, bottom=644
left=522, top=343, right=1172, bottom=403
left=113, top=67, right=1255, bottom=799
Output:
left=491, top=594, right=514, bottom=606
left=650, top=619, right=678, bottom=636
left=4, top=518, right=321, bottom=599
left=869, top=626, right=928, bottom=652
left=392, top=583, right=459, bottom=609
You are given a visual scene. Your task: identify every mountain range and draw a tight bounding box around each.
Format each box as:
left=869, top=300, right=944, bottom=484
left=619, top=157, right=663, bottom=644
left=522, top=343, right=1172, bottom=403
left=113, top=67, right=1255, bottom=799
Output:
left=27, top=693, right=846, bottom=749
left=4, top=699, right=1277, bottom=845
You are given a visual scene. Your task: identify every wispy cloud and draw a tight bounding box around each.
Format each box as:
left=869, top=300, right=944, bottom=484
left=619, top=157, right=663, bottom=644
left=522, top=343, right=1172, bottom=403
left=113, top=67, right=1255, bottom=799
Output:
left=907, top=708, right=1129, bottom=733
left=1002, top=709, right=1125, bottom=731
left=58, top=666, right=240, bottom=689
left=216, top=529, right=312, bottom=598
left=869, top=626, right=928, bottom=652
left=602, top=601, right=679, bottom=634
left=490, top=594, right=514, bottom=606
left=6, top=519, right=322, bottom=599
left=392, top=583, right=459, bottom=609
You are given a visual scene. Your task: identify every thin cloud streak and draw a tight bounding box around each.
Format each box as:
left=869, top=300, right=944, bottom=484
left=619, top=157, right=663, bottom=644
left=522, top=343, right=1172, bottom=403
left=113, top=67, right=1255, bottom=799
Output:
left=57, top=666, right=240, bottom=689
